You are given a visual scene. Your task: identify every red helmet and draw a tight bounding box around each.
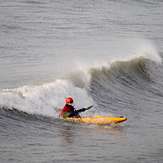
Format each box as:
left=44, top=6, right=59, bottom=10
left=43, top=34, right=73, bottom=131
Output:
left=66, top=97, right=74, bottom=104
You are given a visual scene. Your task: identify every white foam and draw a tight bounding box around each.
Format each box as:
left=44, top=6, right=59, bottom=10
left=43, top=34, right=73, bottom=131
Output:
left=0, top=79, right=95, bottom=117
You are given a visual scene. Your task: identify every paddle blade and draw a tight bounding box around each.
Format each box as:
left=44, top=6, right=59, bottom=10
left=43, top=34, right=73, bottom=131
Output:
left=85, top=105, right=93, bottom=110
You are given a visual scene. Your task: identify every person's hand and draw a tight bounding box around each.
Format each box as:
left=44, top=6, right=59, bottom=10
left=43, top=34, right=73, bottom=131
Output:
left=80, top=108, right=86, bottom=112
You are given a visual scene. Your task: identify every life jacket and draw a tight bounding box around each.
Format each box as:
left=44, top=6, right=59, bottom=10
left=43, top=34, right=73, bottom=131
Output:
left=60, top=104, right=74, bottom=115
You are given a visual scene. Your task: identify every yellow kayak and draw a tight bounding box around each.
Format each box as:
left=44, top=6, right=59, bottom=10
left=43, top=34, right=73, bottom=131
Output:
left=63, top=115, right=127, bottom=125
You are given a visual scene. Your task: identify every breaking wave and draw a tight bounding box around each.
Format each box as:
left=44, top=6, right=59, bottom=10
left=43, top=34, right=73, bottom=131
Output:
left=0, top=38, right=162, bottom=118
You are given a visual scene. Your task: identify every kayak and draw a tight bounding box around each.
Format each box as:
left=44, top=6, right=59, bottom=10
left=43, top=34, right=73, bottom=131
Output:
left=63, top=115, right=127, bottom=125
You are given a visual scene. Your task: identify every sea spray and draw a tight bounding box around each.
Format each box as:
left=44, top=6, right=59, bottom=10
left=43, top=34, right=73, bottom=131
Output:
left=111, top=38, right=162, bottom=63
left=73, top=38, right=161, bottom=76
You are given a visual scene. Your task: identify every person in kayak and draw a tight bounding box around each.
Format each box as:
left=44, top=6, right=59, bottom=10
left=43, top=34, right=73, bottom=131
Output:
left=60, top=97, right=86, bottom=118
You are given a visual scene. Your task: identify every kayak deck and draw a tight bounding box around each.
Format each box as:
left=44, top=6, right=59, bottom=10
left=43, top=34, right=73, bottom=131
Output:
left=65, top=115, right=127, bottom=125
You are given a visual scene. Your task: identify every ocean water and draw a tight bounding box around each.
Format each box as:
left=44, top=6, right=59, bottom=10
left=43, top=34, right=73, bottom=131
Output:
left=0, top=0, right=163, bottom=162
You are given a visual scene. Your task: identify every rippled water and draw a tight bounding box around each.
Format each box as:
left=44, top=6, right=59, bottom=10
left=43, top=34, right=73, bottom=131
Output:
left=0, top=0, right=163, bottom=162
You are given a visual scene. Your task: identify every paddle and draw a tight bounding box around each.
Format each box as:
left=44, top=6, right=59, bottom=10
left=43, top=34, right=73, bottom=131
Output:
left=62, top=105, right=93, bottom=119
left=85, top=105, right=93, bottom=110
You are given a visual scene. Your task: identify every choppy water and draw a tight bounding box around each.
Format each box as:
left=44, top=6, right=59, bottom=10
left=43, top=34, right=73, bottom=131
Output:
left=0, top=0, right=163, bottom=162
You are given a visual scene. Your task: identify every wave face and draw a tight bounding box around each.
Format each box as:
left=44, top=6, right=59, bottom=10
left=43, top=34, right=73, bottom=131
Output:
left=90, top=57, right=163, bottom=115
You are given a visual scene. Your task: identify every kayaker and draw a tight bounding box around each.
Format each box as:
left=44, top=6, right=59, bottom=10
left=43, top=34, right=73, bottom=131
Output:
left=60, top=97, right=86, bottom=118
